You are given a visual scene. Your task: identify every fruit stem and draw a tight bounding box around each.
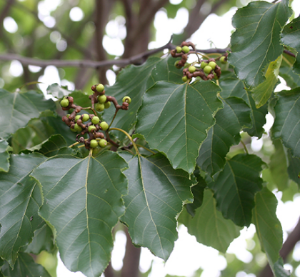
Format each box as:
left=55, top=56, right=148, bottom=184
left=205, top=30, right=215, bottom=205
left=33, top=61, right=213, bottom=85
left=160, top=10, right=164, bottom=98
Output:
left=216, top=79, right=219, bottom=86
left=69, top=141, right=80, bottom=148
left=89, top=149, right=93, bottom=157
left=108, top=109, right=119, bottom=128
left=136, top=144, right=156, bottom=155
left=109, top=127, right=139, bottom=155
left=82, top=107, right=97, bottom=116
left=241, top=140, right=249, bottom=154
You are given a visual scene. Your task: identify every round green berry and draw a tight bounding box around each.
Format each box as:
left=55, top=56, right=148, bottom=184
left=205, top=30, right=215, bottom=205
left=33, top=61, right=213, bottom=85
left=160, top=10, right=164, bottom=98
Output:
left=74, top=123, right=82, bottom=132
left=104, top=102, right=111, bottom=109
left=90, top=140, right=98, bottom=148
left=176, top=46, right=182, bottom=53
left=88, top=125, right=96, bottom=133
left=98, top=95, right=107, bottom=104
left=182, top=76, right=188, bottom=82
left=200, top=62, right=208, bottom=69
left=92, top=116, right=100, bottom=124
left=75, top=115, right=81, bottom=122
left=67, top=114, right=70, bottom=118
left=99, top=139, right=107, bottom=148
left=182, top=46, right=190, bottom=53
left=122, top=96, right=131, bottom=104
left=189, top=66, right=196, bottom=73
left=60, top=98, right=69, bottom=107
left=70, top=126, right=77, bottom=132
left=208, top=61, right=216, bottom=70
left=95, top=103, right=105, bottom=111
left=220, top=56, right=227, bottom=64
left=96, top=84, right=105, bottom=92
left=100, top=121, right=109, bottom=131
left=82, top=114, right=90, bottom=122
left=204, top=65, right=212, bottom=74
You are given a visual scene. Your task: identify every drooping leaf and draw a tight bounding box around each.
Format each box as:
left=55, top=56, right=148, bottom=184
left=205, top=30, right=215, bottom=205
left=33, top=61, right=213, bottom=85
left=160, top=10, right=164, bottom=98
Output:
left=210, top=154, right=264, bottom=227
left=0, top=139, right=10, bottom=172
left=219, top=72, right=268, bottom=138
left=186, top=169, right=207, bottom=216
left=0, top=89, right=56, bottom=139
left=272, top=88, right=300, bottom=157
left=121, top=153, right=194, bottom=260
left=287, top=151, right=300, bottom=188
left=229, top=0, right=291, bottom=88
left=269, top=139, right=289, bottom=191
left=197, top=97, right=251, bottom=176
left=252, top=187, right=284, bottom=276
left=0, top=153, right=46, bottom=266
left=179, top=189, right=242, bottom=252
left=136, top=81, right=222, bottom=173
left=279, top=66, right=300, bottom=89
left=273, top=258, right=290, bottom=277
left=46, top=83, right=71, bottom=98
left=0, top=252, right=51, bottom=277
left=31, top=151, right=127, bottom=277
left=281, top=16, right=300, bottom=75
left=251, top=55, right=282, bottom=108
left=24, top=224, right=55, bottom=254
left=104, top=57, right=160, bottom=140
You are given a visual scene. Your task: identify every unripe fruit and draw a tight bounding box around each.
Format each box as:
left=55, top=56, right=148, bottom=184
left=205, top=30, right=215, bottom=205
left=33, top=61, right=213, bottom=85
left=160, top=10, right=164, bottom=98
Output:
left=204, top=65, right=212, bottom=74
left=67, top=114, right=70, bottom=118
left=220, top=56, right=227, bottom=64
left=182, top=76, right=188, bottom=82
left=74, top=123, right=82, bottom=132
left=208, top=61, right=216, bottom=70
left=70, top=126, right=77, bottom=132
left=95, top=103, right=105, bottom=111
left=82, top=114, right=89, bottom=122
left=182, top=46, right=190, bottom=53
left=122, top=96, right=131, bottom=104
left=90, top=140, right=98, bottom=148
left=96, top=84, right=104, bottom=92
left=189, top=66, right=196, bottom=73
left=75, top=115, right=81, bottom=122
left=92, top=116, right=100, bottom=124
left=104, top=102, right=111, bottom=109
left=100, top=121, right=109, bottom=131
left=99, top=139, right=107, bottom=148
left=60, top=98, right=69, bottom=107
left=200, top=62, right=208, bottom=69
left=98, top=95, right=107, bottom=104
left=176, top=46, right=182, bottom=53
left=88, top=125, right=96, bottom=132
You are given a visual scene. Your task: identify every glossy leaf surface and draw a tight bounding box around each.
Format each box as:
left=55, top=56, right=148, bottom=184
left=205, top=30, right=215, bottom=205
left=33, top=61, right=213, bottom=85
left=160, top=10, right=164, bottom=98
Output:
left=136, top=81, right=222, bottom=173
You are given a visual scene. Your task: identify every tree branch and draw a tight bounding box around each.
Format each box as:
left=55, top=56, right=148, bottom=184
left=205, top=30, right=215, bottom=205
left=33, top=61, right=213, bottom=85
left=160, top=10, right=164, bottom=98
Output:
left=0, top=0, right=15, bottom=39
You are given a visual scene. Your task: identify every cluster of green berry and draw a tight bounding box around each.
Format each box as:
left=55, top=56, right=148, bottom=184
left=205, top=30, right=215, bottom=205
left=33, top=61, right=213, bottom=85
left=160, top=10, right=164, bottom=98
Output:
left=170, top=41, right=195, bottom=69
left=60, top=83, right=132, bottom=150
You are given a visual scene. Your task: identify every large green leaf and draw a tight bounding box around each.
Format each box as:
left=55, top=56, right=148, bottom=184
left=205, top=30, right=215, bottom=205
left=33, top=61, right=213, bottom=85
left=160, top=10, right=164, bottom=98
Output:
left=269, top=139, right=289, bottom=191
left=219, top=72, right=268, bottom=138
left=252, top=187, right=284, bottom=276
left=136, top=81, right=222, bottom=174
left=121, top=153, right=194, bottom=260
left=104, top=57, right=160, bottom=140
left=69, top=91, right=93, bottom=109
left=229, top=0, right=290, bottom=88
left=0, top=139, right=10, bottom=172
left=210, top=154, right=264, bottom=227
left=0, top=89, right=56, bottom=139
left=0, top=252, right=51, bottom=277
left=279, top=66, right=300, bottom=89
left=281, top=16, right=300, bottom=75
left=251, top=55, right=282, bottom=108
left=197, top=97, right=251, bottom=176
left=287, top=151, right=300, bottom=188
left=272, top=88, right=300, bottom=157
left=0, top=153, right=46, bottom=266
left=31, top=151, right=127, bottom=277
left=179, top=189, right=241, bottom=253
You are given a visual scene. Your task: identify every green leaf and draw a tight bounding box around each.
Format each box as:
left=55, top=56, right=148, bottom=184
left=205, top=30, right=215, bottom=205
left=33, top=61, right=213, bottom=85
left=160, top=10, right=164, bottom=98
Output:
left=0, top=153, right=46, bottom=266
left=24, top=224, right=55, bottom=254
left=252, top=187, right=284, bottom=276
left=273, top=258, right=290, bottom=277
left=269, top=139, right=289, bottom=191
left=31, top=151, right=127, bottom=277
left=272, top=88, right=300, bottom=157
left=1, top=252, right=51, bottom=277
left=251, top=55, right=282, bottom=108
left=136, top=81, right=222, bottom=174
left=179, top=189, right=242, bottom=252
left=0, top=139, right=10, bottom=172
left=197, top=97, right=251, bottom=176
left=0, top=89, right=56, bottom=139
left=121, top=153, right=194, bottom=260
left=229, top=0, right=291, bottom=88
left=287, top=151, right=300, bottom=188
left=69, top=91, right=93, bottom=109
left=219, top=72, right=268, bottom=138
left=104, top=57, right=160, bottom=140
left=46, top=83, right=71, bottom=98
left=210, top=154, right=264, bottom=227
left=281, top=16, right=300, bottom=75
left=279, top=66, right=300, bottom=89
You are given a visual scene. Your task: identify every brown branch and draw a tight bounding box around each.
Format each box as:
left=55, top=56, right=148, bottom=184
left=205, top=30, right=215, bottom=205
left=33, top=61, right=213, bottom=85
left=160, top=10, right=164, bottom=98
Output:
left=258, top=217, right=300, bottom=277
left=0, top=0, right=15, bottom=39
